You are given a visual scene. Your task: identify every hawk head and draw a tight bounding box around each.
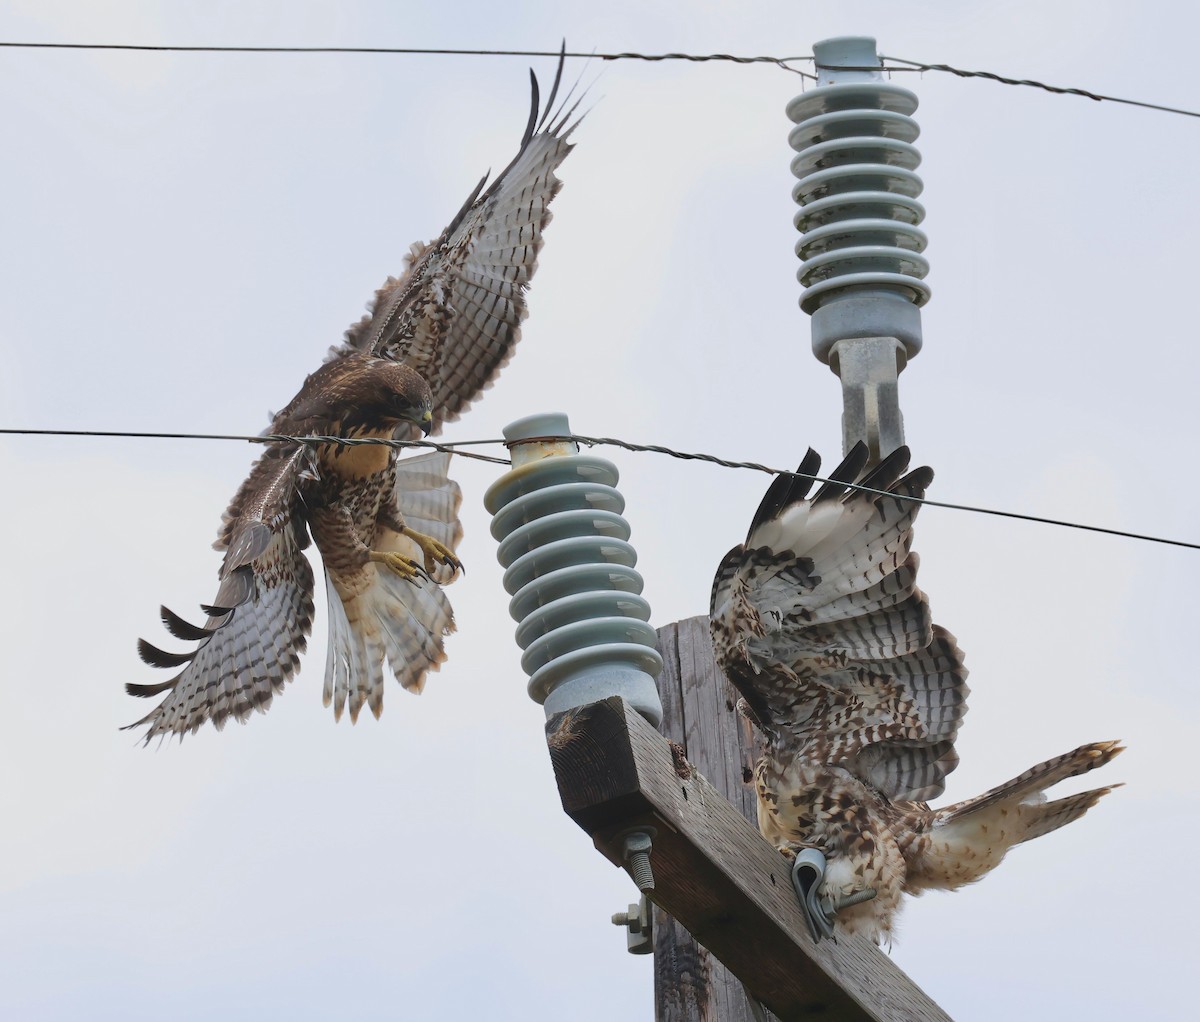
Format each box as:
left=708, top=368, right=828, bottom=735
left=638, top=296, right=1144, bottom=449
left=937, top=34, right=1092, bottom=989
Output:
left=360, top=358, right=434, bottom=437
left=279, top=353, right=435, bottom=437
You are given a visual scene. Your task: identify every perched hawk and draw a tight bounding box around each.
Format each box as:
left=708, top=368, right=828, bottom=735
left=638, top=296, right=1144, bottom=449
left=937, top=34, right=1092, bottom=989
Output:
left=710, top=443, right=1122, bottom=944
left=128, top=62, right=579, bottom=742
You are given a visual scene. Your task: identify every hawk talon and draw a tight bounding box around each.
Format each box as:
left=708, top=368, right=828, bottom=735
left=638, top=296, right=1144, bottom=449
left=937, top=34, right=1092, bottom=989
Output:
left=401, top=526, right=463, bottom=575
left=368, top=550, right=430, bottom=583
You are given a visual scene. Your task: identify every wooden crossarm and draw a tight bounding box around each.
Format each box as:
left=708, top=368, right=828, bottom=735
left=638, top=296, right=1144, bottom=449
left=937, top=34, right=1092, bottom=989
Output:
left=546, top=693, right=952, bottom=1022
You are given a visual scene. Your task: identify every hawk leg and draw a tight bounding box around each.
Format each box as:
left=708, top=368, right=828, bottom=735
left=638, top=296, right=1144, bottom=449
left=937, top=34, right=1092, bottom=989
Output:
left=400, top=525, right=463, bottom=575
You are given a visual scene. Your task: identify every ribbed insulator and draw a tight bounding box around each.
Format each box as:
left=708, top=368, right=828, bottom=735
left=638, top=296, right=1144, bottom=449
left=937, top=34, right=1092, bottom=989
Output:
left=787, top=79, right=931, bottom=320
left=483, top=413, right=663, bottom=726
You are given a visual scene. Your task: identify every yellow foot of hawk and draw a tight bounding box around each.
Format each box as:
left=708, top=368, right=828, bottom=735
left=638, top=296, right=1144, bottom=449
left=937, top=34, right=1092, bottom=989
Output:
left=401, top=525, right=464, bottom=576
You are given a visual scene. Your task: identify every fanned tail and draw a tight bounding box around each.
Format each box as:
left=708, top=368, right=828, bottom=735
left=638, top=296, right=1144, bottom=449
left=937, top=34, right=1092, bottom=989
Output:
left=905, top=741, right=1124, bottom=893
left=322, top=567, right=456, bottom=723
left=937, top=740, right=1123, bottom=824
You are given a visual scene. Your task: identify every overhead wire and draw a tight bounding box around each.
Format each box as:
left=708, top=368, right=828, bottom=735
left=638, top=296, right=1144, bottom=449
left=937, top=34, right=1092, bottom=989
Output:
left=879, top=55, right=1200, bottom=119
left=4, top=39, right=1200, bottom=113
left=2, top=427, right=1195, bottom=552
left=0, top=427, right=512, bottom=466
left=0, top=41, right=814, bottom=77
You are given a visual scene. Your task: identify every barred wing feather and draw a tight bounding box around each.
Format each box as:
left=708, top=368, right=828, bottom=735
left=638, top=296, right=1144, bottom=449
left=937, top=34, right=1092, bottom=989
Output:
left=126, top=445, right=315, bottom=741
left=335, top=58, right=580, bottom=435
left=710, top=443, right=970, bottom=801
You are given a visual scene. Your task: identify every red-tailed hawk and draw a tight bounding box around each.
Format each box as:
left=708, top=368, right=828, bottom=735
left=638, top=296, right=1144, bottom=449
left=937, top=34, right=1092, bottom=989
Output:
left=128, top=62, right=579, bottom=742
left=709, top=443, right=1122, bottom=944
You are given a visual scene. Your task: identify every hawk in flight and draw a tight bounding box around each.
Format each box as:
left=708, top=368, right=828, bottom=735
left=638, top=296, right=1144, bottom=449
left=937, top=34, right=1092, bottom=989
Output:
left=710, top=443, right=1122, bottom=944
left=128, top=61, right=579, bottom=741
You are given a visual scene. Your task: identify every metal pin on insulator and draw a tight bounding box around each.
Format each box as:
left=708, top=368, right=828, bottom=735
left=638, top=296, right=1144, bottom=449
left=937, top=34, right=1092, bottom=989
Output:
left=484, top=413, right=664, bottom=725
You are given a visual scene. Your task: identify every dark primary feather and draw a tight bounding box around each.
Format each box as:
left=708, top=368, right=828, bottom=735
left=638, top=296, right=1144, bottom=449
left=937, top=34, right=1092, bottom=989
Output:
left=857, top=444, right=916, bottom=494
left=159, top=606, right=214, bottom=642
left=748, top=447, right=822, bottom=538
left=136, top=640, right=194, bottom=669
left=811, top=440, right=872, bottom=503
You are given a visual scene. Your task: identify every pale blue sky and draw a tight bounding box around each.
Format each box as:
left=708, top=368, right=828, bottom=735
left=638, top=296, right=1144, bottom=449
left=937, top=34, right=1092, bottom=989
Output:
left=1, top=2, right=1196, bottom=1019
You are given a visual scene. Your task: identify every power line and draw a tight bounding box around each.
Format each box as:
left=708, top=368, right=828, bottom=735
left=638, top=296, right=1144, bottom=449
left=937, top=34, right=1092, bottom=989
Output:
left=558, top=433, right=1200, bottom=552
left=881, top=55, right=1200, bottom=119
left=0, top=427, right=511, bottom=465
left=4, top=39, right=1198, bottom=118
left=0, top=41, right=814, bottom=77
left=812, top=56, right=1200, bottom=118
left=3, top=426, right=1195, bottom=552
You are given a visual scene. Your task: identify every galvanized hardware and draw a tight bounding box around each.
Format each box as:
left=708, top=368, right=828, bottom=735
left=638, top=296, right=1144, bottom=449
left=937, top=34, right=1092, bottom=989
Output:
left=621, top=829, right=656, bottom=892
left=789, top=847, right=877, bottom=943
left=611, top=894, right=654, bottom=955
left=484, top=412, right=664, bottom=725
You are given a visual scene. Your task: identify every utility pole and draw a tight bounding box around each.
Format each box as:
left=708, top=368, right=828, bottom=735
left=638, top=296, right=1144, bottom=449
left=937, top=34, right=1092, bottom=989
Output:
left=485, top=36, right=951, bottom=1022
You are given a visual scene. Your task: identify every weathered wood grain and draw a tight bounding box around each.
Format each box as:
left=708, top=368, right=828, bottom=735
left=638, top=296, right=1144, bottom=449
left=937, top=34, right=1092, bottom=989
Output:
left=654, top=617, right=767, bottom=1022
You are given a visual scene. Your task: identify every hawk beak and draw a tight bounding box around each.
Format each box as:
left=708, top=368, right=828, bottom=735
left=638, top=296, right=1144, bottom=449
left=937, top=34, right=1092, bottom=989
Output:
left=419, top=410, right=433, bottom=437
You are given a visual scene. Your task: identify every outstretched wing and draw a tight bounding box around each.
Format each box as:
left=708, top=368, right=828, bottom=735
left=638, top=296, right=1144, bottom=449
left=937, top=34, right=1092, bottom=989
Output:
left=710, top=444, right=969, bottom=801
left=126, top=445, right=316, bottom=741
left=332, top=55, right=580, bottom=434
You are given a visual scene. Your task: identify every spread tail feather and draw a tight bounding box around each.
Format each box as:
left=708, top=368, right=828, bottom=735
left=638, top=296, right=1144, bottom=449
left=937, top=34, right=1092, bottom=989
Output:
left=1021, top=784, right=1123, bottom=842
left=905, top=741, right=1123, bottom=893
left=936, top=740, right=1123, bottom=825
left=322, top=566, right=455, bottom=723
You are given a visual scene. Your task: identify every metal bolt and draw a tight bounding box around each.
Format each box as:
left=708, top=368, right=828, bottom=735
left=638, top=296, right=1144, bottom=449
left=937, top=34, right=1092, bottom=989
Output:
left=611, top=894, right=654, bottom=955
left=621, top=831, right=655, bottom=892
left=830, top=887, right=878, bottom=913
left=611, top=904, right=645, bottom=933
